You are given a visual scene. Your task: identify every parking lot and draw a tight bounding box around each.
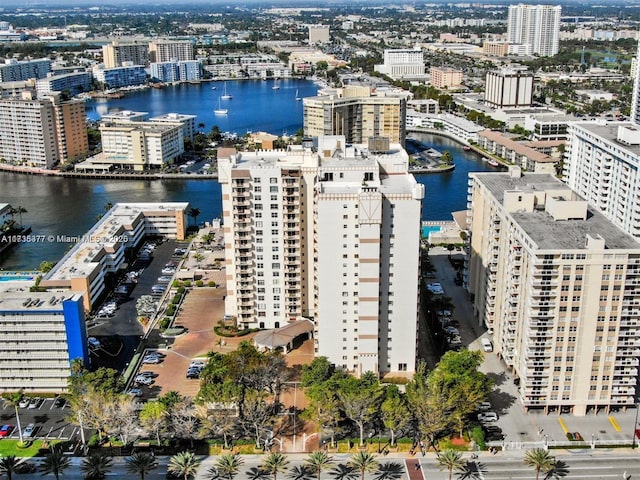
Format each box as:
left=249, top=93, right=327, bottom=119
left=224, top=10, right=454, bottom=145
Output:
left=427, top=247, right=640, bottom=448
left=88, top=238, right=189, bottom=372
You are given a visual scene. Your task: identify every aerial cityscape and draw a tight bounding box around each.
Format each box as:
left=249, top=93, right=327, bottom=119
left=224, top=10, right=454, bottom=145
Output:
left=0, top=0, right=639, bottom=478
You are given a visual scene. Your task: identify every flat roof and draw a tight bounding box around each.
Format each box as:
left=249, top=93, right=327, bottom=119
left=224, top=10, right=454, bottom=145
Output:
left=149, top=113, right=196, bottom=121
left=472, top=173, right=640, bottom=251
left=0, top=291, right=83, bottom=312
left=572, top=121, right=640, bottom=157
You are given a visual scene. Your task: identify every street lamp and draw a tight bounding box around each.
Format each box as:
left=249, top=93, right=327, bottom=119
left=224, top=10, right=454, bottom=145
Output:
left=632, top=402, right=639, bottom=449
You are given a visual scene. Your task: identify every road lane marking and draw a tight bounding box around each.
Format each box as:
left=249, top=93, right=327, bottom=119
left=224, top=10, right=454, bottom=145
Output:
left=558, top=417, right=569, bottom=434
left=609, top=415, right=621, bottom=432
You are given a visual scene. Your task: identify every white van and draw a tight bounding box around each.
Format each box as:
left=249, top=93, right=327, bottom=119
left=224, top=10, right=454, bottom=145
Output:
left=481, top=338, right=493, bottom=352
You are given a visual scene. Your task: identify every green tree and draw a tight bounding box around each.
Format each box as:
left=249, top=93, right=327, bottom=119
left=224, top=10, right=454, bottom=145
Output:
left=0, top=455, right=20, bottom=480
left=168, top=451, right=201, bottom=480
left=212, top=453, right=245, bottom=480
left=436, top=450, right=464, bottom=480
left=304, top=451, right=334, bottom=480
left=523, top=449, right=554, bottom=480
left=301, top=357, right=336, bottom=387
left=336, top=376, right=383, bottom=446
left=139, top=401, right=167, bottom=445
left=39, top=445, right=71, bottom=480
left=81, top=453, right=113, bottom=479
left=544, top=459, right=570, bottom=479
left=261, top=452, right=290, bottom=480
left=2, top=391, right=24, bottom=444
left=347, top=451, right=379, bottom=480
left=39, top=260, right=55, bottom=273
left=126, top=452, right=158, bottom=480
left=441, top=150, right=453, bottom=165
left=380, top=385, right=410, bottom=447
left=188, top=207, right=201, bottom=227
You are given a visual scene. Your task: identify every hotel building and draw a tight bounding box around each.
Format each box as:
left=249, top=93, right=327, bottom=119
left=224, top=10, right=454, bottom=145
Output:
left=374, top=48, right=425, bottom=80
left=468, top=169, right=640, bottom=415
left=218, top=136, right=423, bottom=376
left=303, top=87, right=406, bottom=145
left=149, top=40, right=194, bottom=63
left=102, top=41, right=150, bottom=68
left=0, top=291, right=88, bottom=393
left=564, top=122, right=640, bottom=239
left=507, top=4, right=561, bottom=57
left=40, top=203, right=188, bottom=311
left=0, top=91, right=88, bottom=168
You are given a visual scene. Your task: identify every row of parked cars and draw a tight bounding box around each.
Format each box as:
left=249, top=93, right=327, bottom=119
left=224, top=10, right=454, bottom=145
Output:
left=186, top=360, right=205, bottom=379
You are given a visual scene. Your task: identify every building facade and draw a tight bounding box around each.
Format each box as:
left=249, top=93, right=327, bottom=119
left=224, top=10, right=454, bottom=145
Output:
left=35, top=72, right=92, bottom=96
left=303, top=90, right=406, bottom=145
left=149, top=113, right=196, bottom=142
left=92, top=65, right=147, bottom=89
left=149, top=40, right=194, bottom=63
left=564, top=122, right=640, bottom=238
left=484, top=69, right=534, bottom=108
left=308, top=25, right=330, bottom=44
left=0, top=58, right=51, bottom=82
left=102, top=41, right=150, bottom=68
left=430, top=67, right=463, bottom=89
left=374, top=48, right=425, bottom=80
left=631, top=41, right=640, bottom=126
left=468, top=169, right=640, bottom=415
left=151, top=60, right=202, bottom=82
left=218, top=137, right=424, bottom=376
left=0, top=292, right=88, bottom=393
left=507, top=4, right=561, bottom=57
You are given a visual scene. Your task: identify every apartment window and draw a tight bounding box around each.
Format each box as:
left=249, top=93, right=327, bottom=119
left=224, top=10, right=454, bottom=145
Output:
left=270, top=186, right=278, bottom=193
left=255, top=186, right=262, bottom=192
left=270, top=178, right=277, bottom=184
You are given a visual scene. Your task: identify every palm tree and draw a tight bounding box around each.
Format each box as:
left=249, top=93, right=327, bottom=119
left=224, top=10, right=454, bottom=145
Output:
left=212, top=453, right=245, bottom=480
left=126, top=452, right=158, bottom=480
left=436, top=450, right=465, bottom=480
left=188, top=207, right=201, bottom=227
left=2, top=391, right=24, bottom=443
left=39, top=445, right=71, bottom=480
left=329, top=464, right=357, bottom=480
left=168, top=451, right=201, bottom=480
left=304, top=451, right=334, bottom=480
left=347, top=451, right=379, bottom=480
left=246, top=467, right=270, bottom=480
left=373, top=462, right=403, bottom=480
left=261, top=452, right=290, bottom=480
left=523, top=449, right=555, bottom=480
left=0, top=455, right=20, bottom=480
left=544, top=460, right=570, bottom=479
left=81, top=453, right=113, bottom=479
left=288, top=465, right=313, bottom=480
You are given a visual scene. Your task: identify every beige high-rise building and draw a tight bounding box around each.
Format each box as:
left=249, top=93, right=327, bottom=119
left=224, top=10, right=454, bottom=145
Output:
left=468, top=168, right=640, bottom=415
left=149, top=40, right=194, bottom=63
left=484, top=68, right=534, bottom=108
left=308, top=25, right=330, bottom=44
left=430, top=67, right=463, bottom=89
left=303, top=88, right=406, bottom=145
left=102, top=41, right=150, bottom=68
left=218, top=136, right=424, bottom=376
left=0, top=91, right=87, bottom=168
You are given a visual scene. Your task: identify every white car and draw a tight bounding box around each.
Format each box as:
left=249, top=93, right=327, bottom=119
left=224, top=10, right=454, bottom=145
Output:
left=126, top=388, right=142, bottom=397
left=478, top=402, right=492, bottom=412
left=478, top=412, right=498, bottom=422
left=134, top=375, right=153, bottom=385
left=142, top=355, right=160, bottom=364
left=23, top=424, right=36, bottom=438
left=189, top=360, right=206, bottom=369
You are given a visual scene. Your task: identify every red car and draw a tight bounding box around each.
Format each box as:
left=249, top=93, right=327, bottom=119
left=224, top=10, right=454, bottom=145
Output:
left=0, top=425, right=14, bottom=437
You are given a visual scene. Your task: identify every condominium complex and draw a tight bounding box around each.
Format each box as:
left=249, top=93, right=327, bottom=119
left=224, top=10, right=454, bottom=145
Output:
left=507, top=4, right=561, bottom=57
left=374, top=48, right=425, bottom=80
left=149, top=112, right=196, bottom=142
left=631, top=41, right=640, bottom=126
left=92, top=65, right=147, bottom=89
left=467, top=169, right=640, bottom=415
left=35, top=71, right=92, bottom=96
left=430, top=67, right=463, bottom=90
left=40, top=203, right=188, bottom=310
left=484, top=69, right=534, bottom=108
left=564, top=122, right=640, bottom=239
left=102, top=41, right=150, bottom=68
left=0, top=291, right=88, bottom=393
left=303, top=87, right=406, bottom=144
left=0, top=91, right=88, bottom=168
left=150, top=60, right=203, bottom=83
left=218, top=136, right=424, bottom=376
left=149, top=39, right=194, bottom=63
left=482, top=41, right=509, bottom=57
left=0, top=58, right=51, bottom=82
left=96, top=121, right=184, bottom=170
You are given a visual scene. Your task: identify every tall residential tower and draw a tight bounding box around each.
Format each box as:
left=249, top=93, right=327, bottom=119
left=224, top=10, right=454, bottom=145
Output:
left=507, top=4, right=561, bottom=57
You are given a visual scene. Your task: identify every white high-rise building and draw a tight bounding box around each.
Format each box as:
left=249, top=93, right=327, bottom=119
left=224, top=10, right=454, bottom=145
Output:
left=484, top=68, right=534, bottom=108
left=507, top=4, right=561, bottom=57
left=218, top=136, right=424, bottom=376
left=374, top=48, right=425, bottom=80
left=631, top=40, right=640, bottom=126
left=468, top=169, right=640, bottom=415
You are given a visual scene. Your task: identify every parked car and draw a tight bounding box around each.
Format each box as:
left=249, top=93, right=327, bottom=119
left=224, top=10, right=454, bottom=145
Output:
left=189, top=360, right=206, bottom=369
left=22, top=424, right=36, bottom=438
left=135, top=375, right=154, bottom=385
left=27, top=398, right=42, bottom=409
left=478, top=412, right=499, bottom=422
left=481, top=338, right=493, bottom=352
left=186, top=368, right=201, bottom=379
left=142, top=355, right=161, bottom=364
left=478, top=402, right=492, bottom=412
left=126, top=388, right=143, bottom=397
left=152, top=284, right=166, bottom=294
left=161, top=267, right=176, bottom=275
left=18, top=398, right=30, bottom=408
left=53, top=396, right=66, bottom=408
left=157, top=276, right=173, bottom=283
left=0, top=425, right=14, bottom=437
left=136, top=371, right=155, bottom=378
left=88, top=337, right=101, bottom=349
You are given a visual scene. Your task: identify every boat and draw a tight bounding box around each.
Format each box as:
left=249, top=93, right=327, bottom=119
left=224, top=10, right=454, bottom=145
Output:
left=220, top=82, right=232, bottom=100
left=295, top=89, right=301, bottom=101
left=272, top=80, right=280, bottom=90
left=211, top=86, right=217, bottom=90
left=214, top=97, right=228, bottom=115
left=488, top=159, right=500, bottom=167
left=463, top=145, right=472, bottom=151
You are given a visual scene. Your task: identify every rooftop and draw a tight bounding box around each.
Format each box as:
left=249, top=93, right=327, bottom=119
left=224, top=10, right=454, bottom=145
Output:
left=472, top=172, right=640, bottom=251
left=571, top=121, right=640, bottom=157
left=0, top=292, right=83, bottom=312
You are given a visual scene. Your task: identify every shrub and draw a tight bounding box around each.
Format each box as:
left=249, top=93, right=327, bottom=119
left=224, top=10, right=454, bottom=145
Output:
left=208, top=281, right=217, bottom=287
left=177, top=287, right=185, bottom=294
left=183, top=280, right=192, bottom=287
left=471, top=426, right=486, bottom=450
left=166, top=306, right=176, bottom=317
left=172, top=294, right=181, bottom=305
left=172, top=280, right=182, bottom=288
left=159, top=317, right=171, bottom=330
left=196, top=280, right=204, bottom=287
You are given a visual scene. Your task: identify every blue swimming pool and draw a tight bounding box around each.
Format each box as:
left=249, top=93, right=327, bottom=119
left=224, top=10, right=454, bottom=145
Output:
left=0, top=275, right=34, bottom=282
left=421, top=225, right=441, bottom=238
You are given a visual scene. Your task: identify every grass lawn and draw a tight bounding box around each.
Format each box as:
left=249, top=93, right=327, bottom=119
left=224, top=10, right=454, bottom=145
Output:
left=0, top=439, right=61, bottom=457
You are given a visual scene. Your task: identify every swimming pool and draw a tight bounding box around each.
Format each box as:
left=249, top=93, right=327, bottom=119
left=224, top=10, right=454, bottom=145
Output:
left=0, top=274, right=35, bottom=282
left=421, top=225, right=442, bottom=238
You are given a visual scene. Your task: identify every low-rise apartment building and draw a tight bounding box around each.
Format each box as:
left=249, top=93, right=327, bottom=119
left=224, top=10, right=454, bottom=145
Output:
left=477, top=130, right=557, bottom=174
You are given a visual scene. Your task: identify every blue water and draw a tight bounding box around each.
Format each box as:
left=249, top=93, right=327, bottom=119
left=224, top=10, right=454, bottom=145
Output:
left=421, top=225, right=441, bottom=238
left=85, top=79, right=320, bottom=135
left=0, top=276, right=34, bottom=281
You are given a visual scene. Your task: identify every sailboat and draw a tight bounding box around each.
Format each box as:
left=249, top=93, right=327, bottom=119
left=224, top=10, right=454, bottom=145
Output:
left=272, top=80, right=280, bottom=90
left=295, top=89, right=301, bottom=101
left=214, top=97, right=228, bottom=115
left=221, top=82, right=232, bottom=100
